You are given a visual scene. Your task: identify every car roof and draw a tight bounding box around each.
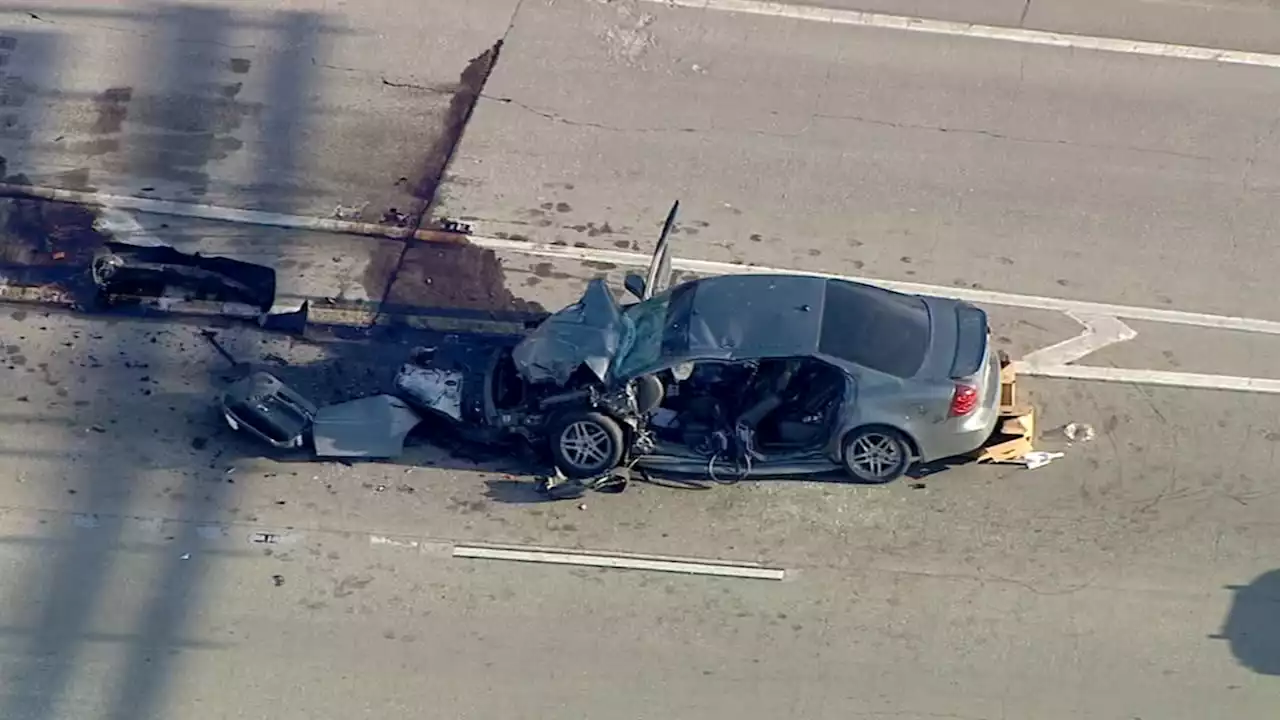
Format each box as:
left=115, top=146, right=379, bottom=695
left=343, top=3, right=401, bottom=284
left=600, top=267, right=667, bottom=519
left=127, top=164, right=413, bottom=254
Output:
left=674, top=274, right=929, bottom=368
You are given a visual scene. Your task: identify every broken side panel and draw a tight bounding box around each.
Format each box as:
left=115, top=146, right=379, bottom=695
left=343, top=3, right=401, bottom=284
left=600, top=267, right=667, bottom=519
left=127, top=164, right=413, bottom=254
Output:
left=311, top=395, right=422, bottom=459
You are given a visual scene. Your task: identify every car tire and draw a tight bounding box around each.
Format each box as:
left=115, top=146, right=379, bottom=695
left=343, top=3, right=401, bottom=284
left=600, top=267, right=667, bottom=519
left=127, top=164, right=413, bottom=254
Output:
left=841, top=427, right=912, bottom=484
left=549, top=411, right=625, bottom=480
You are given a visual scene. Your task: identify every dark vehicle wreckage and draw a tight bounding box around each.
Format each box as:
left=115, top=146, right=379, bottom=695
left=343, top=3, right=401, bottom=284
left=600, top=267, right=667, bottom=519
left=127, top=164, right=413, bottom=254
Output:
left=222, top=202, right=1002, bottom=486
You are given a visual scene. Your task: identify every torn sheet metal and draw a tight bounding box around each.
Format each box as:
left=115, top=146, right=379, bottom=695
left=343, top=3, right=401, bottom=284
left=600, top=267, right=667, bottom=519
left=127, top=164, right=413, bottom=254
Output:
left=511, top=278, right=623, bottom=385
left=312, top=394, right=423, bottom=459
left=395, top=362, right=464, bottom=422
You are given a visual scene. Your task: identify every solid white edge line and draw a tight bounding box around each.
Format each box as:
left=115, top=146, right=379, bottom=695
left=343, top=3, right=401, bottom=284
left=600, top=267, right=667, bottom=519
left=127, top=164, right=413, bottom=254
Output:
left=1020, top=314, right=1139, bottom=368
left=8, top=183, right=1280, bottom=337
left=650, top=0, right=1280, bottom=69
left=0, top=183, right=418, bottom=241
left=452, top=545, right=787, bottom=580
left=464, top=235, right=1280, bottom=336
left=1014, top=363, right=1280, bottom=394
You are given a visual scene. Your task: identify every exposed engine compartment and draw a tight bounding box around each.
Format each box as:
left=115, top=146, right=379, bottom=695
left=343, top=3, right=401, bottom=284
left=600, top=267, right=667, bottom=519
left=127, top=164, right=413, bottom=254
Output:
left=488, top=349, right=648, bottom=437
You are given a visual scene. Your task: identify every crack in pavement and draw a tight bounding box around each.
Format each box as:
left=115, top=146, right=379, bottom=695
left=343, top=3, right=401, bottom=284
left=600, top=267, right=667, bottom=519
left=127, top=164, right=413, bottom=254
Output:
left=479, top=91, right=1223, bottom=163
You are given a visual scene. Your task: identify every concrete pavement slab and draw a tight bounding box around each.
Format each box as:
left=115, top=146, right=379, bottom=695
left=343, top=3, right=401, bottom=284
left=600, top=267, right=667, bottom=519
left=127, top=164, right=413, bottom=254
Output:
left=2, top=310, right=1278, bottom=578
left=0, top=0, right=520, bottom=216
left=439, top=0, right=1280, bottom=318
left=1, top=298, right=1279, bottom=717
left=0, top=505, right=1272, bottom=719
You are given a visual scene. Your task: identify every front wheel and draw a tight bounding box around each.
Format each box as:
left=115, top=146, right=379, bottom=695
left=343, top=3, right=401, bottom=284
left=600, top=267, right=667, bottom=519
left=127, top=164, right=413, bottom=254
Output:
left=841, top=427, right=911, bottom=484
left=549, top=411, right=625, bottom=479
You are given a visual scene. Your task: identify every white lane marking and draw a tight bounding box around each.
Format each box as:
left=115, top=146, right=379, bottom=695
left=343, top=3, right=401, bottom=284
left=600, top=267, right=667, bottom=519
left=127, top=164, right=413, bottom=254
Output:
left=370, top=535, right=422, bottom=550
left=465, top=235, right=1280, bottom=337
left=452, top=544, right=786, bottom=580
left=648, top=0, right=1280, bottom=69
left=7, top=183, right=1280, bottom=336
left=1020, top=314, right=1139, bottom=369
left=0, top=182, right=419, bottom=240
left=8, top=183, right=1280, bottom=394
left=1023, top=365, right=1280, bottom=395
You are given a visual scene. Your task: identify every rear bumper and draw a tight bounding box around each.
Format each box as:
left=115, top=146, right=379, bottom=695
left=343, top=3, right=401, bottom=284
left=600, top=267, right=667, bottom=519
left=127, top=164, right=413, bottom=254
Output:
left=921, top=409, right=1000, bottom=462
left=918, top=347, right=1002, bottom=462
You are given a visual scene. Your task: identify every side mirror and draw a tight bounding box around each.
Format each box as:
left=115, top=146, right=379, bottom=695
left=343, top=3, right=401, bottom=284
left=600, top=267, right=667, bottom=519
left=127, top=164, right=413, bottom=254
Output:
left=623, top=273, right=647, bottom=300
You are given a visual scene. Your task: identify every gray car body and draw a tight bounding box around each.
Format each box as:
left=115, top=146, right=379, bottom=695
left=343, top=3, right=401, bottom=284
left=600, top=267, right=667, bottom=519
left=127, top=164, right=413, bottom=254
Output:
left=399, top=200, right=1001, bottom=478
left=556, top=273, right=1002, bottom=476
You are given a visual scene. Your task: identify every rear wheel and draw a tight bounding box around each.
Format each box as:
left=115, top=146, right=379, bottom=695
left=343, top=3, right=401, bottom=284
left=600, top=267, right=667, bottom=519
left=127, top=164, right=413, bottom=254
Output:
left=549, top=411, right=625, bottom=479
left=841, top=427, right=911, bottom=484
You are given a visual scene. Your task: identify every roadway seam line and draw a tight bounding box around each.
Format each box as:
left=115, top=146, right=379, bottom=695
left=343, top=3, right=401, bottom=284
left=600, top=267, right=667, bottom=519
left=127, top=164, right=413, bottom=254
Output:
left=646, top=0, right=1280, bottom=69
left=5, top=183, right=1280, bottom=335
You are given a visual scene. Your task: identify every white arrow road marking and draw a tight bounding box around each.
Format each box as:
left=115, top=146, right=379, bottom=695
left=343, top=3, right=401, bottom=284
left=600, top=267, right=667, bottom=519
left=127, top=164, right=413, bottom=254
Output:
left=1019, top=314, right=1139, bottom=370
left=1011, top=314, right=1280, bottom=394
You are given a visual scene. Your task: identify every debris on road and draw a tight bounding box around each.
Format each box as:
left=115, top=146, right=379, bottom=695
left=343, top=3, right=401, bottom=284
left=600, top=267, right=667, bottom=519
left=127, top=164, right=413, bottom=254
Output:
left=1064, top=422, right=1096, bottom=444
left=534, top=465, right=632, bottom=501
left=221, top=372, right=318, bottom=450
left=312, top=395, right=422, bottom=459
left=974, top=360, right=1038, bottom=465
left=92, top=241, right=276, bottom=314
left=1022, top=451, right=1065, bottom=470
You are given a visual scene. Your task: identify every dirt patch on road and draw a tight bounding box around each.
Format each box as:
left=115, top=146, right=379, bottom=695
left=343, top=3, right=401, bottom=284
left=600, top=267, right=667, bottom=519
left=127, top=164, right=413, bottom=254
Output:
left=0, top=197, right=110, bottom=301
left=399, top=40, right=503, bottom=229
left=366, top=239, right=545, bottom=316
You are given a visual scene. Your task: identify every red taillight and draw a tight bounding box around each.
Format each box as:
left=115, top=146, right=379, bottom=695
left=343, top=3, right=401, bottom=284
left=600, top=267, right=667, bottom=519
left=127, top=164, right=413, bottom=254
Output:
left=949, top=383, right=978, bottom=416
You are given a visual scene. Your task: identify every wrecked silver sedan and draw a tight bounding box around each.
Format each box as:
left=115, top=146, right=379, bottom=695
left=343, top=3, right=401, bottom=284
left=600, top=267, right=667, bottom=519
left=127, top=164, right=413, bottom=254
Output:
left=223, top=202, right=1002, bottom=485
left=392, top=205, right=1003, bottom=485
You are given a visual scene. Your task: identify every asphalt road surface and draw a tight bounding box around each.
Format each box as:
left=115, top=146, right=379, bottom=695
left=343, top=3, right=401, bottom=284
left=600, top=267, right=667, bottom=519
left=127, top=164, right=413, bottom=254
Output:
left=2, top=1, right=1280, bottom=719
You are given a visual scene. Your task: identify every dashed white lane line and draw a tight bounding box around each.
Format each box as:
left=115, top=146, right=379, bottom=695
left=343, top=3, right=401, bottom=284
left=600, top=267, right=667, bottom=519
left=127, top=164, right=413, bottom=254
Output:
left=452, top=543, right=787, bottom=580
left=646, top=0, right=1280, bottom=69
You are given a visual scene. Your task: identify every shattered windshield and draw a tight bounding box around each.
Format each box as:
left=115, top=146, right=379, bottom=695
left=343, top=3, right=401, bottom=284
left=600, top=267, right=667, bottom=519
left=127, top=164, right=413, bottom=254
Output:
left=612, top=283, right=696, bottom=380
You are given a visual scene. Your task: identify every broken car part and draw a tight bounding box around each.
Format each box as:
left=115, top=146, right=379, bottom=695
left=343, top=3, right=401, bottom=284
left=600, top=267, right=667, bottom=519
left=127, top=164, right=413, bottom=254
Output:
left=311, top=394, right=423, bottom=459
left=222, top=372, right=427, bottom=459
left=221, top=372, right=318, bottom=450
left=511, top=278, right=624, bottom=386
left=92, top=241, right=277, bottom=313
left=395, top=352, right=465, bottom=422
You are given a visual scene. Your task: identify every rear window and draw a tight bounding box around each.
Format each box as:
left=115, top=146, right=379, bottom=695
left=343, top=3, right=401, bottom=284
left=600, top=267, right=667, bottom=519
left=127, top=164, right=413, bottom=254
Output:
left=818, top=280, right=930, bottom=378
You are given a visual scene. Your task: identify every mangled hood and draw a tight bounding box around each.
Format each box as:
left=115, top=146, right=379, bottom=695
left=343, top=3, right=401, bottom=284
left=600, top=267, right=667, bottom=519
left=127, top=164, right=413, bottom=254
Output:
left=512, top=278, right=624, bottom=385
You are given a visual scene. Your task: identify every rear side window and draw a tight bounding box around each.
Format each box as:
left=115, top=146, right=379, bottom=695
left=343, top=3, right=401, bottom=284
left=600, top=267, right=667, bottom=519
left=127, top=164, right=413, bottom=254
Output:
left=818, top=280, right=930, bottom=378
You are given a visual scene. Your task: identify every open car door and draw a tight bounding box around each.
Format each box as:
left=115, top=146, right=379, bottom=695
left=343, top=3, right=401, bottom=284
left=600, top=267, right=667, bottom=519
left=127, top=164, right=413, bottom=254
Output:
left=626, top=200, right=679, bottom=300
